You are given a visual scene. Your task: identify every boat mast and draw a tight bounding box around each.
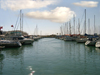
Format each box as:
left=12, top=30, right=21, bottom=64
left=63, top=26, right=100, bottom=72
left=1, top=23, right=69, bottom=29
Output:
left=20, top=10, right=22, bottom=32
left=64, top=23, right=66, bottom=35
left=20, top=10, right=23, bottom=35
left=36, top=25, right=38, bottom=36
left=22, top=13, right=23, bottom=34
left=78, top=18, right=80, bottom=34
left=85, top=9, right=86, bottom=34
left=60, top=26, right=63, bottom=35
left=73, top=14, right=75, bottom=34
left=67, top=22, right=68, bottom=34
left=94, top=15, right=95, bottom=34
left=69, top=21, right=71, bottom=35
left=88, top=19, right=90, bottom=34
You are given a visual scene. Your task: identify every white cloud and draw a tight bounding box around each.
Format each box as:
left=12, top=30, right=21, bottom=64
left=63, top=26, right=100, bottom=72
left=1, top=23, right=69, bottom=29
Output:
left=73, top=1, right=98, bottom=7
left=0, top=0, right=57, bottom=10
left=25, top=7, right=75, bottom=23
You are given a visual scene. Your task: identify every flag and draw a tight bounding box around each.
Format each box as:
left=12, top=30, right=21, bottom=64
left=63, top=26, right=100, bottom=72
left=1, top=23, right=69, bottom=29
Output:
left=0, top=26, right=3, bottom=29
left=11, top=25, right=13, bottom=27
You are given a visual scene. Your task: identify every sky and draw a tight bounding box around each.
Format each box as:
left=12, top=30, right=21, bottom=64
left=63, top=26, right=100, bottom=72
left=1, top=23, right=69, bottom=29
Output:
left=0, top=0, right=100, bottom=35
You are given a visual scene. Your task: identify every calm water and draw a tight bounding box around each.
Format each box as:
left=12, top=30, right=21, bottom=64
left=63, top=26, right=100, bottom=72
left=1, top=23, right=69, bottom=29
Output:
left=0, top=38, right=100, bottom=75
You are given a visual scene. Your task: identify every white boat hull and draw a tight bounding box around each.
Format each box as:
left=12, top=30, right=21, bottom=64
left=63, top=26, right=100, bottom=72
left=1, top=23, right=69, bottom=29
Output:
left=0, top=40, right=22, bottom=47
left=85, top=40, right=96, bottom=46
left=95, top=40, right=100, bottom=48
left=12, top=36, right=34, bottom=45
left=22, top=38, right=34, bottom=45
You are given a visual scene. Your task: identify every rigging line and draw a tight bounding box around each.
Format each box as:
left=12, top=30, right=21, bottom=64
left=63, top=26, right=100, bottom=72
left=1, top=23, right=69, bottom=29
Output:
left=79, top=10, right=85, bottom=34
left=80, top=10, right=85, bottom=25
left=80, top=21, right=85, bottom=34
left=14, top=14, right=20, bottom=30
left=16, top=20, right=20, bottom=30
left=24, top=18, right=31, bottom=33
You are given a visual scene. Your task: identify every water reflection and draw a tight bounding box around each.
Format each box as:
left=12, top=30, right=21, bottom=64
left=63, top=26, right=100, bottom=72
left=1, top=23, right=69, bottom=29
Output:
left=95, top=48, right=100, bottom=54
left=0, top=44, right=33, bottom=75
left=85, top=46, right=100, bottom=55
left=0, top=52, right=4, bottom=75
left=62, top=40, right=100, bottom=75
left=2, top=44, right=33, bottom=57
left=85, top=46, right=95, bottom=52
left=0, top=38, right=100, bottom=75
left=2, top=47, right=24, bottom=59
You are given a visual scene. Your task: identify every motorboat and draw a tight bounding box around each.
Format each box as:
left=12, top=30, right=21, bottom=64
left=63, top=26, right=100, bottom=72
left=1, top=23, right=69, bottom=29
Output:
left=0, top=40, right=22, bottom=47
left=12, top=36, right=34, bottom=45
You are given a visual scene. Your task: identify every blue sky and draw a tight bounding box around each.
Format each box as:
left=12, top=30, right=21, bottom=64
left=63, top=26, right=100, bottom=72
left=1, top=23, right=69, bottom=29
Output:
left=0, top=0, right=100, bottom=35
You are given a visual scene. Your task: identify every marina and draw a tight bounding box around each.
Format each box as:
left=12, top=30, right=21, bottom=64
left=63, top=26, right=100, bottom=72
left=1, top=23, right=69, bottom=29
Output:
left=0, top=38, right=100, bottom=75
left=0, top=0, right=100, bottom=75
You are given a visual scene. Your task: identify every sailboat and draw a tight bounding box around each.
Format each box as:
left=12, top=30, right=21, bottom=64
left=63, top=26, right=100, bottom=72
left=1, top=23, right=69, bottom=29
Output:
left=85, top=37, right=98, bottom=46
left=32, top=25, right=41, bottom=41
left=12, top=10, right=34, bottom=45
left=85, top=15, right=99, bottom=46
left=76, top=9, right=88, bottom=43
left=76, top=37, right=88, bottom=43
left=64, top=21, right=74, bottom=41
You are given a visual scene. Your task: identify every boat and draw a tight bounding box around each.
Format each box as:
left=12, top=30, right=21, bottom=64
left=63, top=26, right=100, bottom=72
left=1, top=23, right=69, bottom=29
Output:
left=76, top=9, right=87, bottom=43
left=0, top=40, right=22, bottom=47
left=59, top=36, right=64, bottom=40
left=22, top=38, right=34, bottom=45
left=85, top=15, right=98, bottom=46
left=12, top=36, right=34, bottom=45
left=64, top=36, right=73, bottom=41
left=85, top=40, right=96, bottom=46
left=33, top=36, right=39, bottom=41
left=76, top=37, right=88, bottom=43
left=95, top=40, right=100, bottom=48
left=85, top=36, right=98, bottom=46
left=10, top=10, right=34, bottom=45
